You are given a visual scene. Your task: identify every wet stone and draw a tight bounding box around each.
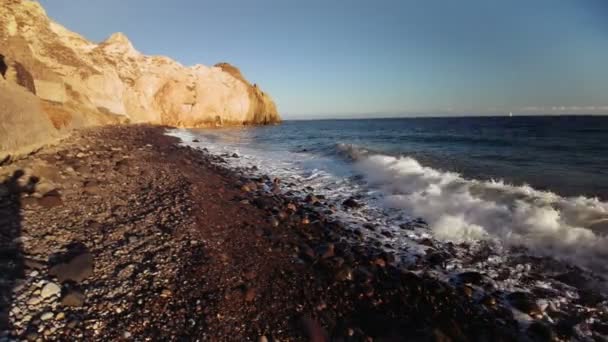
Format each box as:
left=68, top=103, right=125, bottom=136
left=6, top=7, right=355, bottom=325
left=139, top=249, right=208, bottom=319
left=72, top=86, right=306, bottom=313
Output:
left=507, top=292, right=542, bottom=318
left=457, top=271, right=484, bottom=285
left=342, top=197, right=361, bottom=209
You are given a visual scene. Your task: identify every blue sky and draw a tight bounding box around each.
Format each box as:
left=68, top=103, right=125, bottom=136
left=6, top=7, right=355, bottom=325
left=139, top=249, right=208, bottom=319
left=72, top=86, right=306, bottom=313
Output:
left=40, top=0, right=608, bottom=119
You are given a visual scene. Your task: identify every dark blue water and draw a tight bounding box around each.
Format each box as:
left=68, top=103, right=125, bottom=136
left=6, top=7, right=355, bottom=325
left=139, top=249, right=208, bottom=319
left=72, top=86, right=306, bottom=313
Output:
left=220, top=116, right=608, bottom=199
left=176, top=115, right=608, bottom=277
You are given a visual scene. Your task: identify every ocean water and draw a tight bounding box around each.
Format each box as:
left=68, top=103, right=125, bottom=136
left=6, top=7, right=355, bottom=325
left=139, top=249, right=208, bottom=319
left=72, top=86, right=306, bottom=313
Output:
left=170, top=116, right=608, bottom=278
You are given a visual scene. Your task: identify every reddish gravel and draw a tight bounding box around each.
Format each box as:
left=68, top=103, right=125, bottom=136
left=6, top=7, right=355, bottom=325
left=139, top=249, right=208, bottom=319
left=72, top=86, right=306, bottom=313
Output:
left=2, top=125, right=585, bottom=341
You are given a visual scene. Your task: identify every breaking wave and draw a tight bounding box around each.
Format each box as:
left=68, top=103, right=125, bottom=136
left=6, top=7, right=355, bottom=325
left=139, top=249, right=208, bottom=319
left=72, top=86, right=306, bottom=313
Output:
left=342, top=145, right=608, bottom=274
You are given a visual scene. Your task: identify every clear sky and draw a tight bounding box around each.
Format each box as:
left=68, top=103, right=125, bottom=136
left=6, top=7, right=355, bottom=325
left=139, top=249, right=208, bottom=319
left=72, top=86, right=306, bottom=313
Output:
left=39, top=0, right=608, bottom=119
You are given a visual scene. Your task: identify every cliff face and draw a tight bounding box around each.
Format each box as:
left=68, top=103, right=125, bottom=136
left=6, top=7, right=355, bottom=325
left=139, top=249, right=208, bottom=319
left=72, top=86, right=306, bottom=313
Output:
left=0, top=0, right=280, bottom=158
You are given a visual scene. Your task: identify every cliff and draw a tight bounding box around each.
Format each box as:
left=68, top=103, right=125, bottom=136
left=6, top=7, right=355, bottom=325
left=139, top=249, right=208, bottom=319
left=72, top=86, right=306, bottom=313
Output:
left=0, top=0, right=280, bottom=160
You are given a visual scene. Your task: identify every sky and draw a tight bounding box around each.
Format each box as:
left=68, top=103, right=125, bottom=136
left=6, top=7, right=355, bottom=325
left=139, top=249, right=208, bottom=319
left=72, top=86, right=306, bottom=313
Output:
left=39, top=0, right=608, bottom=119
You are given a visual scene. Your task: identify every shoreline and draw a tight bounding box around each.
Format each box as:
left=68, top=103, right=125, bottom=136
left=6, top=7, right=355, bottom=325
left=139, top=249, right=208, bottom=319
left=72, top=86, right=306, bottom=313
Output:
left=0, top=125, right=605, bottom=340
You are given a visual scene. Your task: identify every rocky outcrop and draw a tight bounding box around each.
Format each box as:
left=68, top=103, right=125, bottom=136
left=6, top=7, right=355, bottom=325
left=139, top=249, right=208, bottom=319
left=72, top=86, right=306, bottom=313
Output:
left=0, top=79, right=57, bottom=159
left=0, top=0, right=280, bottom=159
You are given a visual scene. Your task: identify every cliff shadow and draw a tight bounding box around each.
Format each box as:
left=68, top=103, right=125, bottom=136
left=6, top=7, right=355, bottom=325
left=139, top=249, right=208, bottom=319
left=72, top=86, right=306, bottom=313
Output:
left=0, top=170, right=36, bottom=334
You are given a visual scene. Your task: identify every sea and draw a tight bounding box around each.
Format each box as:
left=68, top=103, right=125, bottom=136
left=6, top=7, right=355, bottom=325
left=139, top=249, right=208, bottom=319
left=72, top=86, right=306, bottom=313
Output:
left=169, top=116, right=608, bottom=283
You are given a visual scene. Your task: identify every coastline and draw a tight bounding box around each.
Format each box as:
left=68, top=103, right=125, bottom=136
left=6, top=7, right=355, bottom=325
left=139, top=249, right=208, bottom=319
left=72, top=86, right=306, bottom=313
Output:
left=0, top=125, right=605, bottom=340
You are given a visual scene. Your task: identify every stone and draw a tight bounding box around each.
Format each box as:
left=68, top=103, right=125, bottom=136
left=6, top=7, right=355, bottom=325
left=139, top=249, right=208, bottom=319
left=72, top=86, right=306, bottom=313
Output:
left=245, top=287, right=256, bottom=302
left=342, top=197, right=361, bottom=209
left=373, top=257, right=386, bottom=268
left=49, top=252, right=94, bottom=283
left=27, top=296, right=42, bottom=306
left=336, top=267, right=353, bottom=281
left=40, top=312, right=54, bottom=321
left=40, top=282, right=61, bottom=299
left=24, top=332, right=38, bottom=341
left=160, top=288, right=172, bottom=298
left=61, top=289, right=85, bottom=307
left=305, top=194, right=320, bottom=204
left=457, top=271, right=484, bottom=285
left=116, top=264, right=136, bottom=280
left=66, top=319, right=79, bottom=329
left=507, top=292, right=542, bottom=318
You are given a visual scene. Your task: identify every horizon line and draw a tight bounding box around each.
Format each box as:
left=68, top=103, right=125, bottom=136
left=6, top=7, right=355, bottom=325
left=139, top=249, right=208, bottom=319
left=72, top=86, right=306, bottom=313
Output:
left=282, top=113, right=608, bottom=121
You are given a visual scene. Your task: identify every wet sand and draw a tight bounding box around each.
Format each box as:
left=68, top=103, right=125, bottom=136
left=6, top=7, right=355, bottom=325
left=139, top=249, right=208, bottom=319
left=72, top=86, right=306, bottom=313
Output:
left=0, top=125, right=605, bottom=341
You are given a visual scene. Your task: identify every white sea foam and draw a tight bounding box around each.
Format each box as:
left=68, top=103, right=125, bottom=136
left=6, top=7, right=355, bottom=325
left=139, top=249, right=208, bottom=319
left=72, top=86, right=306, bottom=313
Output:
left=354, top=153, right=608, bottom=274
left=169, top=128, right=608, bottom=276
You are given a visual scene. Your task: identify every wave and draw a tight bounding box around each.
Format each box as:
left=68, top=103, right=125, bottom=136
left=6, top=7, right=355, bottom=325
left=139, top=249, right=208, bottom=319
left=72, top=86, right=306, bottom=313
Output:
left=173, top=128, right=608, bottom=276
left=345, top=147, right=608, bottom=275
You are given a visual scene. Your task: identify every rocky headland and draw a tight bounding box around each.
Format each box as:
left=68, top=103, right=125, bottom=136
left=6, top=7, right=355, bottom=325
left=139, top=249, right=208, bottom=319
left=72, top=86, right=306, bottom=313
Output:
left=0, top=0, right=279, bottom=161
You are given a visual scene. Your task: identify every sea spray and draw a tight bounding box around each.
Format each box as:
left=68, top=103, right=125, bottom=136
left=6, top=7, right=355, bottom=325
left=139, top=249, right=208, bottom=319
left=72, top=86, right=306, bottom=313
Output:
left=354, top=153, right=608, bottom=274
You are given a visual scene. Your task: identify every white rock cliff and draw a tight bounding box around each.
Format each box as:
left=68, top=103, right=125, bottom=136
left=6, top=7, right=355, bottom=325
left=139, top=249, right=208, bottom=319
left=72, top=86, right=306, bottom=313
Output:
left=0, top=0, right=280, bottom=158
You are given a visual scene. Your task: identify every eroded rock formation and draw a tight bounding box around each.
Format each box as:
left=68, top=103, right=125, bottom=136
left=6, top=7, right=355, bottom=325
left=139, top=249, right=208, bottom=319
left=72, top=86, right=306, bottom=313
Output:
left=0, top=0, right=280, bottom=159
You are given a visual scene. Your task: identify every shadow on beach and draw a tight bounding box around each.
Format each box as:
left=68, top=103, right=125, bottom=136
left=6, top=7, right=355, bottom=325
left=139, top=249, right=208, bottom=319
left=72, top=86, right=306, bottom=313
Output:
left=0, top=170, right=36, bottom=335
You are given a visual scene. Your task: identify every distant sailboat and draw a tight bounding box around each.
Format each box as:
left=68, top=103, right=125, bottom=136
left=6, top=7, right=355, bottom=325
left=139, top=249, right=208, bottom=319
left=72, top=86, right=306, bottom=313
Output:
left=509, top=112, right=513, bottom=117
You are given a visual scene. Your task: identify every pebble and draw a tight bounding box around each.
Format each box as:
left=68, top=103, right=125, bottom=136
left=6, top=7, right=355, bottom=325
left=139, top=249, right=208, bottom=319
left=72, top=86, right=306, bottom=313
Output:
left=269, top=217, right=280, bottom=227
left=160, top=288, right=172, bottom=298
left=24, top=332, right=38, bottom=341
left=61, top=289, right=85, bottom=307
left=342, top=197, right=361, bottom=209
left=507, top=292, right=543, bottom=318
left=336, top=267, right=353, bottom=281
left=40, top=312, right=54, bottom=321
left=117, top=264, right=136, bottom=279
left=245, top=287, right=256, bottom=302
left=40, top=282, right=61, bottom=299
left=27, top=296, right=42, bottom=306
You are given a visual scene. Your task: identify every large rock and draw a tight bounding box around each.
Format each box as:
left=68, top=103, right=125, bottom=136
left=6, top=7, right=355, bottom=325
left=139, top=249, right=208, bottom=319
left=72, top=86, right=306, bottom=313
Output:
left=0, top=0, right=280, bottom=156
left=0, top=79, right=59, bottom=159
